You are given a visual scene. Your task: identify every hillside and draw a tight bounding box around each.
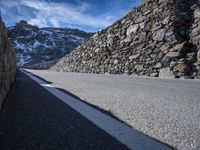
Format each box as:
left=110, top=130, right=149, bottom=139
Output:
left=8, top=20, right=92, bottom=66
left=50, top=0, right=200, bottom=79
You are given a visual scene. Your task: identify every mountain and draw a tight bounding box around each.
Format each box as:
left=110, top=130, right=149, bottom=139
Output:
left=8, top=20, right=93, bottom=66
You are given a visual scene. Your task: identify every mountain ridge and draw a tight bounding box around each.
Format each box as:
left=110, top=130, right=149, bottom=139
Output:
left=8, top=20, right=93, bottom=66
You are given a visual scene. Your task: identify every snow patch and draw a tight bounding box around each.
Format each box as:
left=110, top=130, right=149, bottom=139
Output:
left=16, top=55, right=31, bottom=66
left=40, top=29, right=53, bottom=35
left=33, top=40, right=41, bottom=48
left=68, top=34, right=84, bottom=42
left=14, top=41, right=25, bottom=50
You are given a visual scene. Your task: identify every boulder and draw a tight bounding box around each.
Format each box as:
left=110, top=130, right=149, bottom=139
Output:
left=173, top=64, right=190, bottom=74
left=153, top=29, right=166, bottom=42
left=197, top=50, right=200, bottom=62
left=126, top=24, right=139, bottom=35
left=165, top=51, right=182, bottom=58
left=159, top=67, right=175, bottom=78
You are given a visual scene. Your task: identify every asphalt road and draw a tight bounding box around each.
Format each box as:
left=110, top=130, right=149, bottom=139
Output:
left=24, top=69, right=200, bottom=150
left=0, top=70, right=129, bottom=150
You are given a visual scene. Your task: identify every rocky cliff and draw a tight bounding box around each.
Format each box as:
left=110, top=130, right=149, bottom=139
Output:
left=51, top=0, right=200, bottom=79
left=8, top=20, right=92, bottom=67
left=0, top=19, right=16, bottom=108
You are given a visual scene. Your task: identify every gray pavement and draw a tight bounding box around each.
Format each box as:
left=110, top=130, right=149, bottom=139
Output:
left=0, top=70, right=129, bottom=150
left=25, top=69, right=200, bottom=150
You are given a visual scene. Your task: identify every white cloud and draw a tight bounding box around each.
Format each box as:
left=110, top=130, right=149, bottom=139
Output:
left=20, top=0, right=114, bottom=29
left=0, top=0, right=140, bottom=31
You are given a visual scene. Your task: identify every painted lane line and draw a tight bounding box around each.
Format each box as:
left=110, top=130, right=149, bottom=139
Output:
left=41, top=83, right=54, bottom=88
left=23, top=70, right=172, bottom=150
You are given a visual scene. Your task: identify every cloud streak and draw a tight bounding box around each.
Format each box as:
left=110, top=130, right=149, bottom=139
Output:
left=23, top=0, right=111, bottom=28
left=0, top=0, right=141, bottom=31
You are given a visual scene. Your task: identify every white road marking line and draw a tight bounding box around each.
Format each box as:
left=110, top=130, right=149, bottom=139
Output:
left=41, top=83, right=54, bottom=87
left=23, top=70, right=172, bottom=150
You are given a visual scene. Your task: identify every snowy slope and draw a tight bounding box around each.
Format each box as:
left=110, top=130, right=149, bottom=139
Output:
left=8, top=20, right=93, bottom=66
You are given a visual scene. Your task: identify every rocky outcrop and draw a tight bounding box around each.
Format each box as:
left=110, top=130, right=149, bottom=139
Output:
left=51, top=0, right=200, bottom=79
left=0, top=19, right=16, bottom=108
left=8, top=20, right=92, bottom=67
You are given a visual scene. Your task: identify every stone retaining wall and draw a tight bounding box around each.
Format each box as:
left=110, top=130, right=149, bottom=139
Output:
left=51, top=0, right=200, bottom=79
left=0, top=19, right=16, bottom=108
left=190, top=3, right=200, bottom=78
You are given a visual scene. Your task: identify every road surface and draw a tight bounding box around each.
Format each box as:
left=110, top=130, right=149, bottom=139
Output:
left=0, top=70, right=129, bottom=150
left=24, top=69, right=200, bottom=150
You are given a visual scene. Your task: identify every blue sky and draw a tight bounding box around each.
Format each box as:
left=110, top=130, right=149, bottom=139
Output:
left=0, top=0, right=141, bottom=32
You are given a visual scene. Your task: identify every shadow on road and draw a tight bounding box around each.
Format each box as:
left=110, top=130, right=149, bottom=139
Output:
left=0, top=70, right=130, bottom=150
left=22, top=69, right=174, bottom=150
left=23, top=69, right=131, bottom=126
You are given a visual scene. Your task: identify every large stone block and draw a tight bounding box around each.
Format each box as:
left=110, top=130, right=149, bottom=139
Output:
left=197, top=50, right=200, bottom=63
left=159, top=67, right=175, bottom=78
left=126, top=24, right=139, bottom=35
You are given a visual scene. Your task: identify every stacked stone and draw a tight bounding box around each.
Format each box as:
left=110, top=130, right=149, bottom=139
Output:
left=51, top=0, right=200, bottom=79
left=0, top=19, right=16, bottom=108
left=190, top=2, right=200, bottom=78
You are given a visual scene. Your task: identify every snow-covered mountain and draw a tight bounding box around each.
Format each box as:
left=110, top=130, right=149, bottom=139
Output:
left=8, top=20, right=93, bottom=66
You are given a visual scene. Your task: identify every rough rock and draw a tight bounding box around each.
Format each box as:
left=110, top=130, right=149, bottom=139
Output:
left=159, top=67, right=175, bottom=78
left=173, top=64, right=190, bottom=74
left=197, top=50, right=200, bottom=62
left=50, top=0, right=200, bottom=79
left=8, top=20, right=92, bottom=67
left=0, top=19, right=16, bottom=108
left=126, top=24, right=139, bottom=35
left=153, top=29, right=166, bottom=42
left=165, top=52, right=182, bottom=58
